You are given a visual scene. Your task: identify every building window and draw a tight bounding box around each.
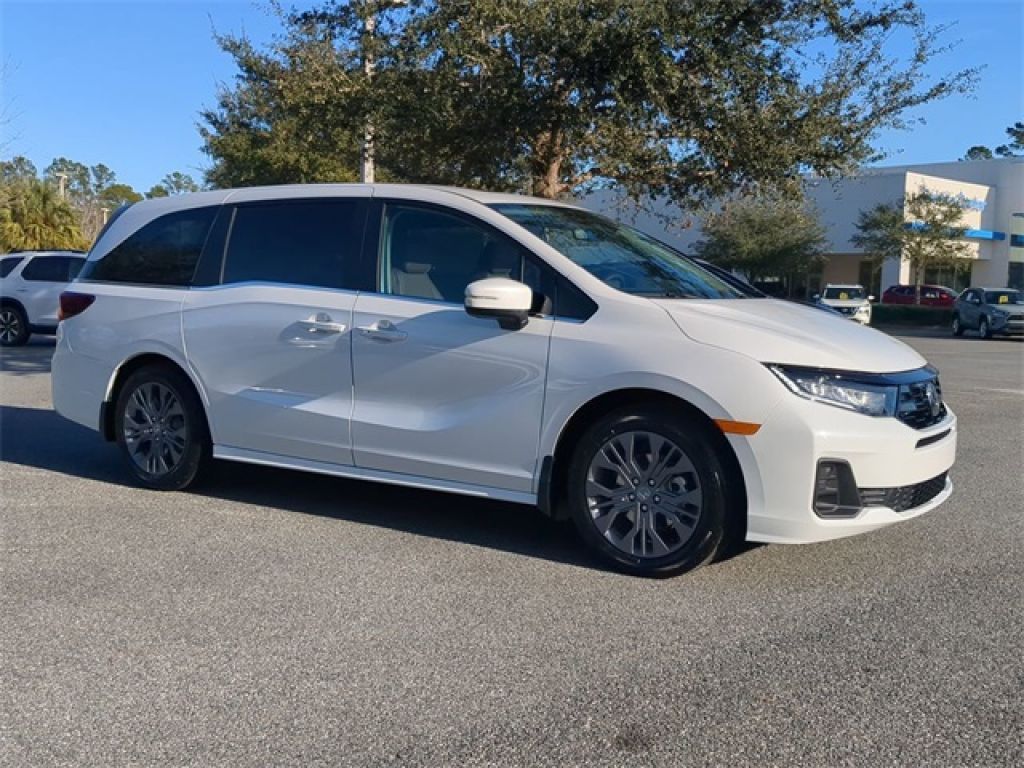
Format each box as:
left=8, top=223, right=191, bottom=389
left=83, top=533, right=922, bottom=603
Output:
left=924, top=262, right=972, bottom=292
left=1009, top=263, right=1024, bottom=291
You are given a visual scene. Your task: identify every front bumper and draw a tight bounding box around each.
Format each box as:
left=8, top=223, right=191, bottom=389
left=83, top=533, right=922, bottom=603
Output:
left=738, top=394, right=957, bottom=544
left=991, top=315, right=1024, bottom=335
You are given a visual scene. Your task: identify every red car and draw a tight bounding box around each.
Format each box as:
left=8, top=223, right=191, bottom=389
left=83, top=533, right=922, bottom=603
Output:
left=881, top=284, right=958, bottom=307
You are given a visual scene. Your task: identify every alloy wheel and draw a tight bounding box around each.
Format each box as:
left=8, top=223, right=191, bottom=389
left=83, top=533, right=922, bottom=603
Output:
left=585, top=430, right=703, bottom=559
left=0, top=309, right=21, bottom=344
left=122, top=382, right=188, bottom=476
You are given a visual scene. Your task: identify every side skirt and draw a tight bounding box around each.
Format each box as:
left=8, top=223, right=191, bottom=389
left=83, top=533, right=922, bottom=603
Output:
left=213, top=445, right=539, bottom=506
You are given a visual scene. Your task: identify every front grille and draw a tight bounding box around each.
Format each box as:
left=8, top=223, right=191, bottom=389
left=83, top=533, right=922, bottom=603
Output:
left=836, top=306, right=857, bottom=315
left=896, top=377, right=946, bottom=429
left=858, top=472, right=948, bottom=512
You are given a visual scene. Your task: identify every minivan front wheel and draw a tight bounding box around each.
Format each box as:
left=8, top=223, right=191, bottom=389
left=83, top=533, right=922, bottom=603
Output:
left=567, top=406, right=727, bottom=577
left=114, top=366, right=210, bottom=491
left=951, top=314, right=963, bottom=337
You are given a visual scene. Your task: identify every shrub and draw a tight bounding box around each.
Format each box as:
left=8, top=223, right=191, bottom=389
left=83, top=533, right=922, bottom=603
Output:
left=871, top=304, right=952, bottom=326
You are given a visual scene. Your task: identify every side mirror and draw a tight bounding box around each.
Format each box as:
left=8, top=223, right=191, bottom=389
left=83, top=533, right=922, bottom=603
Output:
left=465, top=278, right=533, bottom=331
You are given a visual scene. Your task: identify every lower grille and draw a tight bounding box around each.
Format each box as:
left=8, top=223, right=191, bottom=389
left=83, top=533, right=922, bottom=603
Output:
left=859, top=472, right=948, bottom=512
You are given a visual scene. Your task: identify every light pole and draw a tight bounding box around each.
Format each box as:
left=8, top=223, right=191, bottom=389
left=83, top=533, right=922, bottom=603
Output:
left=359, top=0, right=408, bottom=184
left=55, top=172, right=68, bottom=199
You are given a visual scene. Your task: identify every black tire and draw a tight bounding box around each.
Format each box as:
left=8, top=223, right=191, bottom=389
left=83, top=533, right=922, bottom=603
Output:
left=566, top=405, right=730, bottom=577
left=114, top=364, right=211, bottom=491
left=979, top=316, right=991, bottom=339
left=0, top=304, right=30, bottom=347
left=951, top=314, right=964, bottom=337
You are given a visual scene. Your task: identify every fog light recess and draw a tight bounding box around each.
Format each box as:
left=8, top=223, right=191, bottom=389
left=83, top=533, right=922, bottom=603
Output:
left=813, top=460, right=862, bottom=518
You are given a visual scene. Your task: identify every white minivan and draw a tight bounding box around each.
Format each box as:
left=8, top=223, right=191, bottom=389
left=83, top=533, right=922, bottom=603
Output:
left=52, top=185, right=957, bottom=576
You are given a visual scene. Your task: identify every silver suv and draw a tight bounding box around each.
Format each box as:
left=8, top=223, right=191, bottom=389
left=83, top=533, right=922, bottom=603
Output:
left=0, top=251, right=86, bottom=346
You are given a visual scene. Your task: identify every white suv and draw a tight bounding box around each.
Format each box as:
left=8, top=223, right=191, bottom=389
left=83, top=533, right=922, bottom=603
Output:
left=51, top=185, right=956, bottom=576
left=818, top=283, right=874, bottom=324
left=0, top=250, right=86, bottom=346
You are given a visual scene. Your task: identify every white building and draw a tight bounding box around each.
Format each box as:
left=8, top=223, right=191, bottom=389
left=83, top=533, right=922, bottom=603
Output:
left=583, top=158, right=1024, bottom=295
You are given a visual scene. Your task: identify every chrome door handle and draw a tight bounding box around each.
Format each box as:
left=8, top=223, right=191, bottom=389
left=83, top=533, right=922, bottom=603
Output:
left=356, top=320, right=408, bottom=343
left=301, top=313, right=347, bottom=335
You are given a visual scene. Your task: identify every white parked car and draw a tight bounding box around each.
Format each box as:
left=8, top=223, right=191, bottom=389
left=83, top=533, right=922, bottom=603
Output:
left=817, top=283, right=874, bottom=324
left=0, top=250, right=86, bottom=346
left=51, top=185, right=956, bottom=576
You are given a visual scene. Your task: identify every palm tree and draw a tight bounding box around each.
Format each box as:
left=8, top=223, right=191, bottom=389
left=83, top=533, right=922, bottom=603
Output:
left=0, top=179, right=89, bottom=252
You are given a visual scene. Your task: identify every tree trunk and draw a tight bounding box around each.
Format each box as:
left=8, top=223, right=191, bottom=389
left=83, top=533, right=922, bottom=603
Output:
left=530, top=128, right=566, bottom=199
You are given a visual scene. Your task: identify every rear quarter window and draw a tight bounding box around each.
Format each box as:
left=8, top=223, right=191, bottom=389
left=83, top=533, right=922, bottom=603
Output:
left=0, top=256, right=23, bottom=278
left=80, top=207, right=218, bottom=286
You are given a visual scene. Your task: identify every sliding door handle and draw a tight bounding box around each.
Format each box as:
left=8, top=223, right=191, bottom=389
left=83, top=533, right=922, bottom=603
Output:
left=300, top=312, right=347, bottom=335
left=356, top=320, right=408, bottom=343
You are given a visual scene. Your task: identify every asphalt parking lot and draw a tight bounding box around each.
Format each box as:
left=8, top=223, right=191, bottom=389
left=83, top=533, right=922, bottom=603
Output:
left=1, top=332, right=1022, bottom=767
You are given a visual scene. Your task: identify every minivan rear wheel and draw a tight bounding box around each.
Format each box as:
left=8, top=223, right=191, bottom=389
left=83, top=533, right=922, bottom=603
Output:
left=566, top=405, right=727, bottom=577
left=114, top=365, right=210, bottom=491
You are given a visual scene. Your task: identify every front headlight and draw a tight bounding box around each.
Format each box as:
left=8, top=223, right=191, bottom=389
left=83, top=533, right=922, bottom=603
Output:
left=856, top=305, right=870, bottom=314
left=770, top=366, right=897, bottom=417
left=991, top=309, right=1008, bottom=318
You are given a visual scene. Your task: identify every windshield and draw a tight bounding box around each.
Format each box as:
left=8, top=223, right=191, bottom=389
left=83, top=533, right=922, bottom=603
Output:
left=984, top=290, right=1023, bottom=305
left=490, top=204, right=746, bottom=299
left=824, top=286, right=866, bottom=300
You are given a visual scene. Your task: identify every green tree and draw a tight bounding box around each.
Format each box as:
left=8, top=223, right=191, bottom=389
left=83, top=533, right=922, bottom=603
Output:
left=693, top=196, right=828, bottom=297
left=0, top=177, right=89, bottom=252
left=960, top=120, right=1022, bottom=160
left=200, top=23, right=365, bottom=188
left=145, top=184, right=170, bottom=199
left=203, top=1, right=977, bottom=203
left=0, top=156, right=37, bottom=184
left=157, top=171, right=201, bottom=195
left=99, top=183, right=143, bottom=210
left=962, top=145, right=993, bottom=161
left=995, top=121, right=1023, bottom=157
left=43, top=157, right=92, bottom=197
left=852, top=189, right=972, bottom=304
left=42, top=157, right=141, bottom=242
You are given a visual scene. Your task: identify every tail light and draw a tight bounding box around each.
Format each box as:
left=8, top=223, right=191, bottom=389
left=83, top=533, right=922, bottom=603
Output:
left=58, top=291, right=95, bottom=321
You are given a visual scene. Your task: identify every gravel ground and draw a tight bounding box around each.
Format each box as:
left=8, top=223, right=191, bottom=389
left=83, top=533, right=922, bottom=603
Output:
left=1, top=333, right=1022, bottom=767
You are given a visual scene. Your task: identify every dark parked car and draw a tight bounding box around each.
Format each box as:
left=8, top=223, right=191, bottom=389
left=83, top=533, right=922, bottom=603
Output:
left=952, top=288, right=1024, bottom=338
left=882, top=284, right=958, bottom=307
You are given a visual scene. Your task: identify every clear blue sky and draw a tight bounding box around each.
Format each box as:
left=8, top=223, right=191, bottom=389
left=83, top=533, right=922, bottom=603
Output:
left=2, top=0, right=1022, bottom=193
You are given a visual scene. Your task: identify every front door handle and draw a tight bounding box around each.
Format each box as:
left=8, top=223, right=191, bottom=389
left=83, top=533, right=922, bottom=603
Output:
left=300, top=312, right=347, bottom=335
left=356, top=319, right=408, bottom=343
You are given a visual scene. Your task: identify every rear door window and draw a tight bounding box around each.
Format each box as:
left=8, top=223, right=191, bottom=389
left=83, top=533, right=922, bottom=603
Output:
left=80, top=207, right=218, bottom=286
left=21, top=256, right=79, bottom=282
left=221, top=200, right=367, bottom=290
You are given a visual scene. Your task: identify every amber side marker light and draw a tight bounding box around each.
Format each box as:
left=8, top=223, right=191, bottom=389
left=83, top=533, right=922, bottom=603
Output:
left=714, top=419, right=762, bottom=436
left=58, top=291, right=95, bottom=321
